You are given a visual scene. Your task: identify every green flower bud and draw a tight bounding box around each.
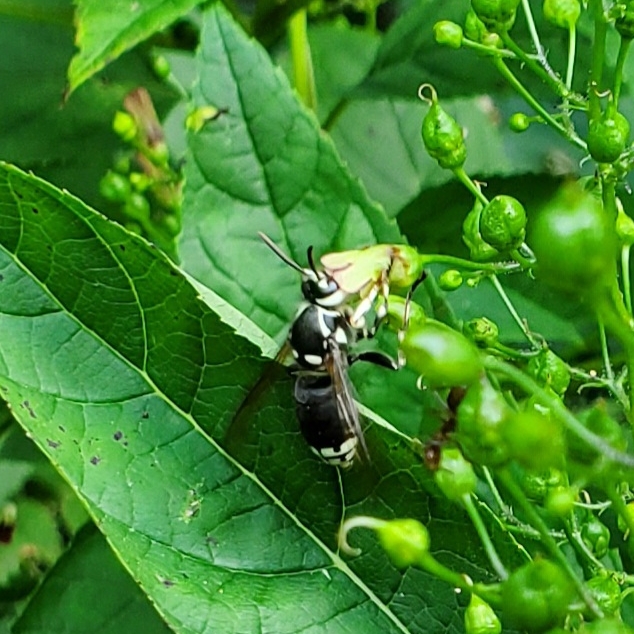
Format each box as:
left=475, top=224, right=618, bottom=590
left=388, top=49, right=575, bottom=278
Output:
left=543, top=0, right=581, bottom=29
left=112, top=110, right=137, bottom=142
left=545, top=485, right=577, bottom=517
left=463, top=200, right=501, bottom=262
left=616, top=1, right=634, bottom=39
left=124, top=192, right=151, bottom=222
left=530, top=182, right=617, bottom=294
left=457, top=376, right=511, bottom=466
left=401, top=319, right=483, bottom=388
left=438, top=269, right=463, bottom=291
left=527, top=350, right=571, bottom=397
left=567, top=405, right=626, bottom=473
left=471, top=0, right=521, bottom=32
left=421, top=86, right=467, bottom=170
left=464, top=594, right=502, bottom=634
left=129, top=172, right=152, bottom=192
left=504, top=410, right=564, bottom=471
left=587, top=111, right=630, bottom=163
left=580, top=515, right=611, bottom=558
left=585, top=574, right=621, bottom=617
left=463, top=317, right=499, bottom=348
left=509, top=112, right=530, bottom=132
left=434, top=21, right=463, bottom=49
left=376, top=519, right=430, bottom=568
left=618, top=501, right=634, bottom=535
left=464, top=9, right=489, bottom=42
left=434, top=447, right=477, bottom=502
left=152, top=54, right=171, bottom=79
left=99, top=170, right=132, bottom=203
left=520, top=468, right=564, bottom=501
left=479, top=195, right=527, bottom=252
left=502, top=560, right=575, bottom=632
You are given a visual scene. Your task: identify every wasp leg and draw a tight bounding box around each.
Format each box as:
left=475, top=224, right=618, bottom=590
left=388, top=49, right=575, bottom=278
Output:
left=398, top=270, right=429, bottom=368
left=348, top=350, right=398, bottom=371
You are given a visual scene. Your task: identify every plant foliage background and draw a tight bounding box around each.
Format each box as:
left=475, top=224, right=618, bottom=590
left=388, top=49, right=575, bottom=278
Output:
left=1, top=0, right=632, bottom=633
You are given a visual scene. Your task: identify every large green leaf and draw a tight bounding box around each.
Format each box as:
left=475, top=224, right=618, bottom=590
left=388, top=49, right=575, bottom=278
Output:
left=68, top=0, right=204, bottom=92
left=179, top=4, right=401, bottom=342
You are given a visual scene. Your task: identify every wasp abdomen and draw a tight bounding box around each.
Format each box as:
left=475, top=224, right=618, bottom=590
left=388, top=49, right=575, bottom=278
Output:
left=294, top=374, right=358, bottom=467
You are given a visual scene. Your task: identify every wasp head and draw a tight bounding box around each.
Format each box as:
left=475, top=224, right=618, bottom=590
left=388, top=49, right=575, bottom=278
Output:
left=259, top=233, right=348, bottom=308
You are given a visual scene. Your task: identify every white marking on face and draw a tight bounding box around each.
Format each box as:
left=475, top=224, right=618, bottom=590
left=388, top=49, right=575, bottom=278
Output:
left=316, top=288, right=348, bottom=307
left=304, top=354, right=323, bottom=366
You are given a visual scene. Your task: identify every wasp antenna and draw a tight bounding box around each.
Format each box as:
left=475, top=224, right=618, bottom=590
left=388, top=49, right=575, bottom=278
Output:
left=258, top=232, right=305, bottom=273
left=306, top=245, right=319, bottom=276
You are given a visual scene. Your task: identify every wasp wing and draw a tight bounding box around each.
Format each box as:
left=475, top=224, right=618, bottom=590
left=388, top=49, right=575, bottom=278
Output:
left=224, top=340, right=293, bottom=454
left=324, top=338, right=369, bottom=463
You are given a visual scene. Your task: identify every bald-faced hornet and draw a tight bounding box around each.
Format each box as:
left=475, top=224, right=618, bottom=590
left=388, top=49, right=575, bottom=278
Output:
left=258, top=233, right=396, bottom=467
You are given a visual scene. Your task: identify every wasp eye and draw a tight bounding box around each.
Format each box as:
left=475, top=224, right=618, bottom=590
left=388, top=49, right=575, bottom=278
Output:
left=302, top=276, right=339, bottom=301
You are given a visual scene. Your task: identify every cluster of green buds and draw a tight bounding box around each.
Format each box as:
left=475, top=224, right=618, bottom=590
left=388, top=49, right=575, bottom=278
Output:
left=99, top=86, right=182, bottom=256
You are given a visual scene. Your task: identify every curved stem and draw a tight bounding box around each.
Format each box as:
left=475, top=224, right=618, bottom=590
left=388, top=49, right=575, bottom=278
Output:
left=452, top=167, right=489, bottom=206
left=496, top=469, right=603, bottom=619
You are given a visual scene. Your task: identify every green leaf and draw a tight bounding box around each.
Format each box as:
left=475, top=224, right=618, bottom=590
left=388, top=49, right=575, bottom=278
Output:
left=179, top=4, right=401, bottom=341
left=13, top=526, right=173, bottom=634
left=68, top=0, right=204, bottom=93
left=0, top=162, right=493, bottom=633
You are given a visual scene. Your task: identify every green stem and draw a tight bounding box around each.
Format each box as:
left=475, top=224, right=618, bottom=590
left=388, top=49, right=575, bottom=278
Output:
left=589, top=0, right=607, bottom=120
left=496, top=469, right=603, bottom=618
left=598, top=316, right=615, bottom=385
left=501, top=32, right=568, bottom=98
left=461, top=39, right=519, bottom=59
left=491, top=56, right=586, bottom=151
left=489, top=275, right=540, bottom=348
left=614, top=38, right=632, bottom=106
left=519, top=0, right=563, bottom=88
left=483, top=355, right=634, bottom=469
left=452, top=167, right=489, bottom=206
left=602, top=178, right=618, bottom=223
left=565, top=25, right=576, bottom=92
left=419, top=254, right=520, bottom=275
left=594, top=284, right=634, bottom=425
left=288, top=9, right=317, bottom=111
left=462, top=494, right=508, bottom=579
left=563, top=515, right=605, bottom=572
left=623, top=245, right=633, bottom=315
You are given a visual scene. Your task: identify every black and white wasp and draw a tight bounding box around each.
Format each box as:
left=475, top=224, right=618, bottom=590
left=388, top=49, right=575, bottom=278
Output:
left=258, top=233, right=396, bottom=468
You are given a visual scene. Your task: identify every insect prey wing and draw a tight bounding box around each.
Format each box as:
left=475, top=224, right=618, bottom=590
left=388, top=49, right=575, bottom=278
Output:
left=325, top=339, right=369, bottom=462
